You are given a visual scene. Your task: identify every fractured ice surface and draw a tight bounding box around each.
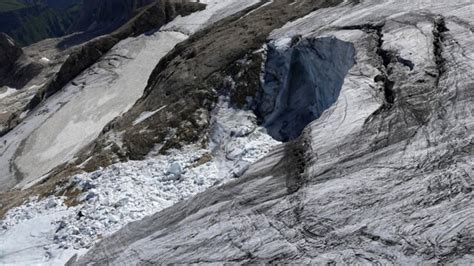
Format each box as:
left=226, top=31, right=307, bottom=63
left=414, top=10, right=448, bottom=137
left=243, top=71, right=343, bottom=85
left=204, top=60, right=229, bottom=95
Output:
left=258, top=37, right=355, bottom=141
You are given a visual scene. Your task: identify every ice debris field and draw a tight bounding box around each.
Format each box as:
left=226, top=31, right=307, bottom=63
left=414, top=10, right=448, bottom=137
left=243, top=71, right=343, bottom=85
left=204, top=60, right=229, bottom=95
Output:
left=0, top=97, right=279, bottom=265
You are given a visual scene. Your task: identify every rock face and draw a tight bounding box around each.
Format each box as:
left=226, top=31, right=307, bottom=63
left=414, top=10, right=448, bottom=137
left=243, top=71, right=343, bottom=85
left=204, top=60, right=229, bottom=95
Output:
left=0, top=33, right=22, bottom=68
left=0, top=32, right=42, bottom=92
left=0, top=33, right=40, bottom=90
left=72, top=0, right=473, bottom=264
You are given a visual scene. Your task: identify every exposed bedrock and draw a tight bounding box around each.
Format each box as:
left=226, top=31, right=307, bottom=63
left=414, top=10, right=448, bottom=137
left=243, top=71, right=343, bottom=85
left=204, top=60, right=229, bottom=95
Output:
left=258, top=37, right=355, bottom=141
left=0, top=33, right=43, bottom=90
left=0, top=33, right=22, bottom=70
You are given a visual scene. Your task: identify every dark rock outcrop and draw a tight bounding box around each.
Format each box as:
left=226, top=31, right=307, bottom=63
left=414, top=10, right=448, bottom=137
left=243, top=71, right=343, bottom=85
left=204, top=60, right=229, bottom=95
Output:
left=0, top=2, right=81, bottom=46
left=0, top=33, right=42, bottom=89
left=55, top=0, right=157, bottom=49
left=0, top=33, right=22, bottom=73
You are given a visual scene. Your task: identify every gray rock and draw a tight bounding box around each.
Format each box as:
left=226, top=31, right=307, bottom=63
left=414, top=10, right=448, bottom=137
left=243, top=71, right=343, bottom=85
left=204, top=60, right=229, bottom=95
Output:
left=44, top=199, right=58, bottom=209
left=84, top=192, right=98, bottom=201
left=78, top=180, right=96, bottom=191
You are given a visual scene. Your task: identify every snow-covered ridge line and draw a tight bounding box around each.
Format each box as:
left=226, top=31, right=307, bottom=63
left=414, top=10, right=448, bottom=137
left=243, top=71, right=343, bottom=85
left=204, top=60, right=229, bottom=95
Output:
left=162, top=0, right=261, bottom=35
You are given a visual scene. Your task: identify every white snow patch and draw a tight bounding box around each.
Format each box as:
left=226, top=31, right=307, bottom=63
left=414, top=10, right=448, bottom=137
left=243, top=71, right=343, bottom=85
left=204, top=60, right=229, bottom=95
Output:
left=40, top=57, right=51, bottom=64
left=19, top=110, right=29, bottom=120
left=210, top=96, right=280, bottom=178
left=162, top=0, right=261, bottom=35
left=7, top=38, right=14, bottom=46
left=240, top=0, right=272, bottom=18
left=271, top=37, right=293, bottom=50
left=0, top=87, right=17, bottom=100
left=133, top=105, right=167, bottom=126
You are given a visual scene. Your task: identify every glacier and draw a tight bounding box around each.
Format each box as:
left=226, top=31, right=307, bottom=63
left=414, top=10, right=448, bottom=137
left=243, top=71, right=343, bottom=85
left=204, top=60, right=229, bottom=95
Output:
left=0, top=0, right=472, bottom=265
left=71, top=0, right=474, bottom=264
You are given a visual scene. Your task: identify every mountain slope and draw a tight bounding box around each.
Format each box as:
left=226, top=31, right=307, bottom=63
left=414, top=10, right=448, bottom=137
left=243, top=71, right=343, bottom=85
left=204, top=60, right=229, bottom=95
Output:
left=70, top=0, right=473, bottom=264
left=0, top=1, right=276, bottom=264
left=0, top=1, right=81, bottom=46
left=0, top=0, right=472, bottom=265
left=0, top=0, right=205, bottom=193
left=0, top=0, right=159, bottom=46
left=68, top=0, right=154, bottom=34
left=0, top=0, right=26, bottom=12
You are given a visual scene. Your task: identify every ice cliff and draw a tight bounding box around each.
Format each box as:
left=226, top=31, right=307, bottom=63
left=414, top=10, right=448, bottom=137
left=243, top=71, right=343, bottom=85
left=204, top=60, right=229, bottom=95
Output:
left=0, top=0, right=472, bottom=265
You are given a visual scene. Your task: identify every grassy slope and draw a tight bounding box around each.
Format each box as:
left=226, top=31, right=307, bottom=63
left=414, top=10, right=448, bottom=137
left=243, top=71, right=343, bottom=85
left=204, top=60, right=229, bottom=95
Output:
left=0, top=0, right=27, bottom=12
left=0, top=2, right=82, bottom=45
left=12, top=7, right=79, bottom=45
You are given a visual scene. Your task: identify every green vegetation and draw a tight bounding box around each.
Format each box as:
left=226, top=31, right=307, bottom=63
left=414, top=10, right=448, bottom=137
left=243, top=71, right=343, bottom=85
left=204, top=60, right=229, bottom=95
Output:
left=0, top=1, right=82, bottom=46
left=10, top=6, right=80, bottom=45
left=0, top=0, right=27, bottom=12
